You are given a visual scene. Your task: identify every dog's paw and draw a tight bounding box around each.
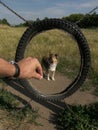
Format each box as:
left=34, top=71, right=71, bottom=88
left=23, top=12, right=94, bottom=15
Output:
left=51, top=77, right=55, bottom=81
left=47, top=77, right=50, bottom=81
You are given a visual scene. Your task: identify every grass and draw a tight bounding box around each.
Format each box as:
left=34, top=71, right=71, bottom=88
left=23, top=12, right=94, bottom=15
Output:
left=0, top=25, right=98, bottom=129
left=26, top=28, right=97, bottom=91
left=0, top=26, right=26, bottom=60
left=82, top=28, right=98, bottom=91
left=25, top=29, right=81, bottom=79
left=0, top=25, right=98, bottom=91
left=0, top=88, right=40, bottom=129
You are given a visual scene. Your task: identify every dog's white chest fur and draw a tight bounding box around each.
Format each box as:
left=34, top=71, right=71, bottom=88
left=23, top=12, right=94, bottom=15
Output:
left=49, top=63, right=57, bottom=71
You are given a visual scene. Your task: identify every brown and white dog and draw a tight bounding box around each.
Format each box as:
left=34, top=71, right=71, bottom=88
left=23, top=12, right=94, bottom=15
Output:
left=42, top=53, right=58, bottom=81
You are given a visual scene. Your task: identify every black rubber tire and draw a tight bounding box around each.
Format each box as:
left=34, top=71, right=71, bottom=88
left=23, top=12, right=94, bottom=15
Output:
left=15, top=18, right=90, bottom=101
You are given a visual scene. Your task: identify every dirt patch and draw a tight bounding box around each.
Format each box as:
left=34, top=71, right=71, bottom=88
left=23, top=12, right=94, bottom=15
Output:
left=28, top=73, right=71, bottom=94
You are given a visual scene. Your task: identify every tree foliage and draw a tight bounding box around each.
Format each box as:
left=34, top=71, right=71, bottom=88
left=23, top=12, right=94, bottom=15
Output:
left=0, top=18, right=10, bottom=25
left=1, top=12, right=98, bottom=28
left=63, top=12, right=98, bottom=28
left=21, top=13, right=98, bottom=28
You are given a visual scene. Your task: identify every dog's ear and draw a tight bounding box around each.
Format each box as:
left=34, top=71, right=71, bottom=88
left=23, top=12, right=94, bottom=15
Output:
left=55, top=54, right=58, bottom=58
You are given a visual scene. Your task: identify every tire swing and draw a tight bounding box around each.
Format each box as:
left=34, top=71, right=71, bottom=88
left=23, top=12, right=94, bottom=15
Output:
left=15, top=18, right=91, bottom=101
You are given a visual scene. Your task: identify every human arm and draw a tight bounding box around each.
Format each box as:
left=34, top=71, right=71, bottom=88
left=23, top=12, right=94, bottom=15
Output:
left=0, top=57, right=43, bottom=79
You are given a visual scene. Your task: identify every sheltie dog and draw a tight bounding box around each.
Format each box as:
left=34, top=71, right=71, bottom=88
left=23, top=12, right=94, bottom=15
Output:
left=42, top=53, right=58, bottom=81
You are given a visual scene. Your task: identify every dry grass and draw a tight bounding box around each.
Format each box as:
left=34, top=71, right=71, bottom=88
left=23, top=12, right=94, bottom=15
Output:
left=0, top=26, right=26, bottom=60
left=25, top=29, right=80, bottom=61
left=83, top=28, right=98, bottom=74
left=0, top=25, right=98, bottom=90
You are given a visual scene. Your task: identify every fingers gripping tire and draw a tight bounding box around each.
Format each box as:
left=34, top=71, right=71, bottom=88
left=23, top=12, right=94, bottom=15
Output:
left=15, top=18, right=90, bottom=101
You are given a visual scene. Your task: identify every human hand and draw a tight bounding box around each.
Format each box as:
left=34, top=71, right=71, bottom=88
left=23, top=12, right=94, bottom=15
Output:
left=17, top=57, right=43, bottom=79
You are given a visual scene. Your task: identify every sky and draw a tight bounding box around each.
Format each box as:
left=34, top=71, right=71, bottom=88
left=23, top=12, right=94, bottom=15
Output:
left=0, top=0, right=98, bottom=25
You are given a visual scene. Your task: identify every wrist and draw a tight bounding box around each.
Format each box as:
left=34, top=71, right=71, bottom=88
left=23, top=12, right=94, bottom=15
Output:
left=10, top=61, right=20, bottom=78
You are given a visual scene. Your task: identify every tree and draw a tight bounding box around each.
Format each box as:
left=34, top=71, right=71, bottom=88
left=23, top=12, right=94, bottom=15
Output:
left=0, top=18, right=10, bottom=25
left=62, top=13, right=98, bottom=28
left=62, top=14, right=84, bottom=23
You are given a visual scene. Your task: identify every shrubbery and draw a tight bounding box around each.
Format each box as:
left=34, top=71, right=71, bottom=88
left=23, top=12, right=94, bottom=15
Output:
left=0, top=18, right=10, bottom=25
left=58, top=103, right=98, bottom=130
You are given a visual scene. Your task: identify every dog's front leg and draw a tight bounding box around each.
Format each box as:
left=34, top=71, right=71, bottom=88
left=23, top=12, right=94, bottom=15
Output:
left=51, top=71, right=55, bottom=81
left=47, top=70, right=50, bottom=81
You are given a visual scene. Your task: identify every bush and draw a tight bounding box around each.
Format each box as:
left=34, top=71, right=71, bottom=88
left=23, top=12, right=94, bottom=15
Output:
left=58, top=103, right=98, bottom=130
left=0, top=18, right=10, bottom=25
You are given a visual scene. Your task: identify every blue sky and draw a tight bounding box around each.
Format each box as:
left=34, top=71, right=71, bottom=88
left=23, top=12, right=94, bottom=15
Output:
left=0, top=0, right=98, bottom=25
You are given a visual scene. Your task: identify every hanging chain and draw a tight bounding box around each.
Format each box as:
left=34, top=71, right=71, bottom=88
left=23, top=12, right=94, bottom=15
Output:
left=76, top=6, right=98, bottom=24
left=0, top=0, right=32, bottom=26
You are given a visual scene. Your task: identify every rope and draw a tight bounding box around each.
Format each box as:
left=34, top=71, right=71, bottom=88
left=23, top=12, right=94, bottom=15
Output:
left=0, top=0, right=32, bottom=26
left=76, top=6, right=98, bottom=24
